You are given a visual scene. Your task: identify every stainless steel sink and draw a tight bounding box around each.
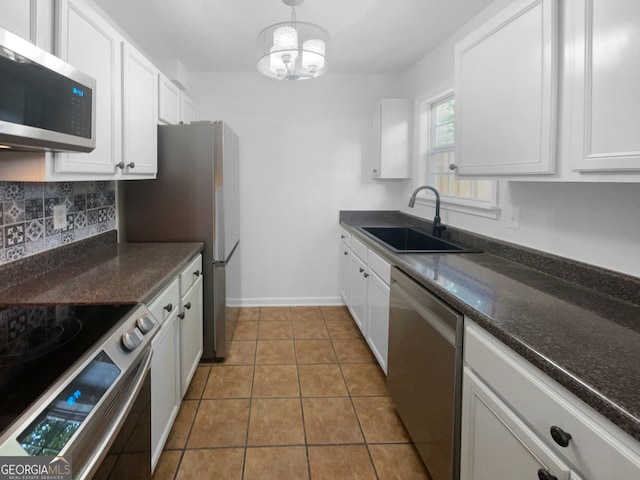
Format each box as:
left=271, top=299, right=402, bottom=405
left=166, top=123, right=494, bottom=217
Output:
left=358, top=226, right=480, bottom=253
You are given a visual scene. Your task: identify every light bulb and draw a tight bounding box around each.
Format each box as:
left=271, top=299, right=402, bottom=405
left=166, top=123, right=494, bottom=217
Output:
left=273, top=25, right=299, bottom=64
left=302, top=39, right=325, bottom=71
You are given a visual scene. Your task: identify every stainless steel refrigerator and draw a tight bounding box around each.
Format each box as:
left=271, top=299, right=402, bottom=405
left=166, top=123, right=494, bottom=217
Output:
left=124, top=121, right=240, bottom=360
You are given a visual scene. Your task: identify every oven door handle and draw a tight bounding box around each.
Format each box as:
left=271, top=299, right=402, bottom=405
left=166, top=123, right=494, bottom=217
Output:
left=77, top=347, right=153, bottom=480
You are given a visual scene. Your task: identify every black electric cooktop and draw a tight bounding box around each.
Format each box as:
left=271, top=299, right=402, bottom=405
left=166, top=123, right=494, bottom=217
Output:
left=0, top=303, right=137, bottom=434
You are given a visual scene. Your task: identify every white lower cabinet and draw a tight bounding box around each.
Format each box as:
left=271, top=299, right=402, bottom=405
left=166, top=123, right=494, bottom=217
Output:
left=365, top=269, right=389, bottom=373
left=339, top=229, right=391, bottom=373
left=147, top=254, right=203, bottom=472
left=150, top=309, right=179, bottom=470
left=348, top=250, right=368, bottom=333
left=461, top=368, right=576, bottom=480
left=462, top=320, right=640, bottom=480
left=339, top=229, right=351, bottom=304
left=178, top=276, right=203, bottom=398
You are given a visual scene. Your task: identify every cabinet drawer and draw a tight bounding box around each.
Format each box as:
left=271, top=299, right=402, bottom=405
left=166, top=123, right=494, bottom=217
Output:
left=179, top=255, right=203, bottom=297
left=367, top=249, right=390, bottom=285
left=465, top=321, right=640, bottom=480
left=351, top=236, right=368, bottom=262
left=340, top=227, right=351, bottom=248
left=148, top=277, right=180, bottom=325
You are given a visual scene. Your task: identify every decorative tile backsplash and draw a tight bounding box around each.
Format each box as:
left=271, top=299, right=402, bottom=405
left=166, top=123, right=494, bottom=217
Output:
left=0, top=181, right=116, bottom=265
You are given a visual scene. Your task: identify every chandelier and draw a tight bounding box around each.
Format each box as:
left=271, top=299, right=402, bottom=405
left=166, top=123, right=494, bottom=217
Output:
left=256, top=0, right=329, bottom=81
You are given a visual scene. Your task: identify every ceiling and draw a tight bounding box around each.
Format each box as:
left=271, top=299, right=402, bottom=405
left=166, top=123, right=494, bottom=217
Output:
left=93, top=0, right=493, bottom=74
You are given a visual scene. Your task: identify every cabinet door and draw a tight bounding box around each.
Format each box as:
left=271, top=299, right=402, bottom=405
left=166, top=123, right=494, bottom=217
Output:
left=348, top=253, right=367, bottom=335
left=151, top=312, right=179, bottom=470
left=179, top=277, right=203, bottom=398
left=339, top=243, right=350, bottom=305
left=455, top=0, right=558, bottom=175
left=55, top=0, right=121, bottom=176
left=461, top=368, right=575, bottom=480
left=372, top=99, right=411, bottom=179
left=180, top=94, right=195, bottom=125
left=571, top=0, right=640, bottom=171
left=366, top=272, right=389, bottom=374
left=122, top=43, right=158, bottom=177
left=1, top=0, right=33, bottom=40
left=158, top=74, right=181, bottom=125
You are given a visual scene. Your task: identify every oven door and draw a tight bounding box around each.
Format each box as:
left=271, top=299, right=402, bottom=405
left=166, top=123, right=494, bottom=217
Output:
left=72, top=347, right=152, bottom=480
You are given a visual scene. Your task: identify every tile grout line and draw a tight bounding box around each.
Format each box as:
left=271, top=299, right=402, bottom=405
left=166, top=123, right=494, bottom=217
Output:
left=172, top=364, right=212, bottom=480
left=290, top=307, right=314, bottom=480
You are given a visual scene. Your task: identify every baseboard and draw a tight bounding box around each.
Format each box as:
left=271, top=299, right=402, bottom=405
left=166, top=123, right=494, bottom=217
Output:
left=238, top=296, right=344, bottom=307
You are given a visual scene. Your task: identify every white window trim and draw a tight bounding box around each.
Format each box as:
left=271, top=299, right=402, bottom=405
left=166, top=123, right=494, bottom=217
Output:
left=414, top=86, right=501, bottom=220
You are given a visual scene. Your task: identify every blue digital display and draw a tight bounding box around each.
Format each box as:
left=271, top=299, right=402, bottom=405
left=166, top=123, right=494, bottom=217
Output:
left=72, top=87, right=84, bottom=97
left=67, top=390, right=81, bottom=406
left=18, top=352, right=120, bottom=456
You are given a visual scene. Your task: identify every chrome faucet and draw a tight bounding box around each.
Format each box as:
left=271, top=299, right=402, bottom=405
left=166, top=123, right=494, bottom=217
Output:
left=408, top=185, right=447, bottom=238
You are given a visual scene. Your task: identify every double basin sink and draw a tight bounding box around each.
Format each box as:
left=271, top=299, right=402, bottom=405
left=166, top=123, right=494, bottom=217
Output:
left=358, top=226, right=479, bottom=254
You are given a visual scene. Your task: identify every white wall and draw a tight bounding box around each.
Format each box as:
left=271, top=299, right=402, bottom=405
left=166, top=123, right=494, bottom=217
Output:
left=399, top=0, right=640, bottom=278
left=190, top=72, right=407, bottom=305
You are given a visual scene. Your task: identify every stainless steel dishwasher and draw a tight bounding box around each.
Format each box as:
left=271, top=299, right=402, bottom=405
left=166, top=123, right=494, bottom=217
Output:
left=387, top=267, right=464, bottom=480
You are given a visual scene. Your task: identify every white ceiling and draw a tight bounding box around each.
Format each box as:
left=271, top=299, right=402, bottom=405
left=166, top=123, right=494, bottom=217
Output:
left=92, top=0, right=493, bottom=74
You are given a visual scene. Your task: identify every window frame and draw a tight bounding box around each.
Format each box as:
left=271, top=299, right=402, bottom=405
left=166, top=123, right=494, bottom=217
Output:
left=414, top=87, right=500, bottom=219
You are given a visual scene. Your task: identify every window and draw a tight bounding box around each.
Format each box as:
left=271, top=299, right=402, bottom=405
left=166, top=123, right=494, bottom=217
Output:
left=415, top=89, right=497, bottom=216
left=428, top=93, right=494, bottom=204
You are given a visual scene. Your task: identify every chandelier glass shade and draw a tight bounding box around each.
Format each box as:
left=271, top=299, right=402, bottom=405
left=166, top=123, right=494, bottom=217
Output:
left=257, top=1, right=329, bottom=81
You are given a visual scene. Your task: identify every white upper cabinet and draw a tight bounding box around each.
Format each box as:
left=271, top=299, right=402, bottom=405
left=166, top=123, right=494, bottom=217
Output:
left=455, top=0, right=558, bottom=176
left=1, top=0, right=33, bottom=40
left=55, top=0, right=122, bottom=176
left=122, top=43, right=158, bottom=177
left=1, top=0, right=54, bottom=52
left=372, top=99, right=412, bottom=179
left=158, top=73, right=181, bottom=125
left=180, top=93, right=196, bottom=125
left=570, top=0, right=640, bottom=172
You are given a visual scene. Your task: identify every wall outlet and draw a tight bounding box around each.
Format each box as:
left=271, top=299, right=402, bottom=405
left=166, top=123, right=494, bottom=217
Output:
left=53, top=204, right=68, bottom=230
left=506, top=206, right=520, bottom=230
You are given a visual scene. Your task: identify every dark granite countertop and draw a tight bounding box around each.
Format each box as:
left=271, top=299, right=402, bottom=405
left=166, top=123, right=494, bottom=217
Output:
left=0, top=241, right=204, bottom=305
left=340, top=211, right=640, bottom=443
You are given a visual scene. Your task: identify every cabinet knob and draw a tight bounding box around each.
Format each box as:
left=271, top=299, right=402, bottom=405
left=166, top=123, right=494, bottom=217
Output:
left=185, top=302, right=192, bottom=310
left=373, top=169, right=379, bottom=173
left=341, top=235, right=346, bottom=239
left=363, top=272, right=369, bottom=278
left=537, top=469, right=557, bottom=480
left=344, top=251, right=348, bottom=256
left=448, top=163, right=458, bottom=171
left=550, top=426, right=572, bottom=448
left=116, top=161, right=125, bottom=169
left=127, top=162, right=135, bottom=169
left=178, top=312, right=186, bottom=320
left=193, top=269, right=201, bottom=277
left=164, top=303, right=173, bottom=312
left=359, top=268, right=365, bottom=273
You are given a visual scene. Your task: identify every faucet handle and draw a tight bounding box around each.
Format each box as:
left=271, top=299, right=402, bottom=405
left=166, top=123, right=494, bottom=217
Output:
left=433, top=224, right=447, bottom=238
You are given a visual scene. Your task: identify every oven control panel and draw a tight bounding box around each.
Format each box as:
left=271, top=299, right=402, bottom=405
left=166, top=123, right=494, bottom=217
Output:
left=0, top=304, right=159, bottom=460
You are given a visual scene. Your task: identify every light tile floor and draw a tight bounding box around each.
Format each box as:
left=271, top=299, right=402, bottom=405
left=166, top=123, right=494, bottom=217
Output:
left=152, top=306, right=430, bottom=480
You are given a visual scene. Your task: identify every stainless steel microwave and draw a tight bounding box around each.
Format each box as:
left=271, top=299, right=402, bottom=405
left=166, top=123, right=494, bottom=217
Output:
left=0, top=26, right=96, bottom=152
